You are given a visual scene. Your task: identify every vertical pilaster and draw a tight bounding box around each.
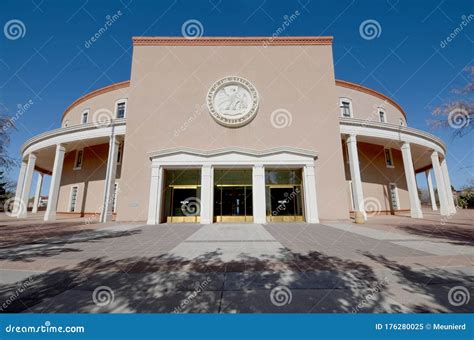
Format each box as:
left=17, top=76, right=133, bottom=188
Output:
left=252, top=164, right=267, bottom=224
left=303, top=164, right=319, bottom=223
left=147, top=166, right=163, bottom=225
left=200, top=165, right=214, bottom=224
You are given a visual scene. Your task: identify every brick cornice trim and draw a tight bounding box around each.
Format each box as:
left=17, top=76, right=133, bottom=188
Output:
left=335, top=79, right=407, bottom=120
left=62, top=80, right=130, bottom=121
left=132, top=36, right=333, bottom=46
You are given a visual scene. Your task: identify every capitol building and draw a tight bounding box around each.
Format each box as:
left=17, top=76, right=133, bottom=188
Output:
left=13, top=37, right=456, bottom=224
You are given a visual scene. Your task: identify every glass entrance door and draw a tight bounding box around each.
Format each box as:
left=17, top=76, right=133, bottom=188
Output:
left=162, top=169, right=201, bottom=223
left=214, top=169, right=253, bottom=222
left=166, top=186, right=200, bottom=223
left=266, top=169, right=304, bottom=222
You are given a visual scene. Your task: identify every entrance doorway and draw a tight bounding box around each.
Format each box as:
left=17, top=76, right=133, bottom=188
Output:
left=266, top=169, right=304, bottom=222
left=162, top=169, right=201, bottom=223
left=214, top=169, right=253, bottom=222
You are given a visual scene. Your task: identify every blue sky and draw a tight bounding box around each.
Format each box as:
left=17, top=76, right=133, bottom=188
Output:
left=0, top=0, right=472, bottom=194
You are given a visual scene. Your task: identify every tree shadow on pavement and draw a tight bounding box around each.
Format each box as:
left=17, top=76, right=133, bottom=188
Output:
left=398, top=224, right=474, bottom=246
left=0, top=249, right=393, bottom=313
left=0, top=224, right=141, bottom=261
left=363, top=253, right=473, bottom=313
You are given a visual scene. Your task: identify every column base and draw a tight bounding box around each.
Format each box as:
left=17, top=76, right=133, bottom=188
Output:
left=410, top=210, right=423, bottom=219
left=44, top=212, right=56, bottom=221
left=101, top=212, right=114, bottom=223
left=17, top=211, right=27, bottom=219
left=307, top=217, right=320, bottom=224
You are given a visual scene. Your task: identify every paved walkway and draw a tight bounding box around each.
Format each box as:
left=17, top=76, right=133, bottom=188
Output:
left=0, top=211, right=472, bottom=313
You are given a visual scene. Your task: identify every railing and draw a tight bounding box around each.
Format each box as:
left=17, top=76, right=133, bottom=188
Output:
left=21, top=118, right=126, bottom=154
left=339, top=117, right=446, bottom=152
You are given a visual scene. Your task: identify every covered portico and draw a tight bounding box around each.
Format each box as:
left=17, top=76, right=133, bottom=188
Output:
left=13, top=119, right=126, bottom=222
left=340, top=117, right=456, bottom=219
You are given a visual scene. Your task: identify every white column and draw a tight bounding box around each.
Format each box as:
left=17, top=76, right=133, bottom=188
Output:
left=200, top=165, right=214, bottom=224
left=44, top=144, right=65, bottom=221
left=440, top=158, right=456, bottom=214
left=100, top=135, right=120, bottom=223
left=13, top=161, right=27, bottom=216
left=346, top=135, right=366, bottom=219
left=252, top=164, right=267, bottom=223
left=431, top=151, right=449, bottom=216
left=147, top=166, right=164, bottom=225
left=18, top=153, right=37, bottom=218
left=400, top=143, right=423, bottom=218
left=425, top=170, right=437, bottom=211
left=32, top=172, right=44, bottom=213
left=303, top=164, right=320, bottom=223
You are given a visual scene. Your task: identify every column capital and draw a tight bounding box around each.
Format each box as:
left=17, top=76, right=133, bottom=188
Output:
left=110, top=135, right=121, bottom=145
left=346, top=134, right=357, bottom=143
left=304, top=164, right=315, bottom=177
left=150, top=166, right=162, bottom=177
left=201, top=164, right=213, bottom=177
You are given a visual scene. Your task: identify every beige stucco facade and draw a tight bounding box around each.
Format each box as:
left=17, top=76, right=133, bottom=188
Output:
left=15, top=36, right=456, bottom=224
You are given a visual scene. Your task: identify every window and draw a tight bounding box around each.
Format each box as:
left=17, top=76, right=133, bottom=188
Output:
left=69, top=186, right=78, bottom=212
left=340, top=99, right=352, bottom=118
left=63, top=120, right=69, bottom=127
left=389, top=183, right=400, bottom=210
left=384, top=148, right=394, bottom=168
left=116, top=100, right=127, bottom=119
left=74, top=149, right=84, bottom=170
left=117, top=142, right=123, bottom=164
left=399, top=118, right=405, bottom=126
left=81, top=111, right=89, bottom=124
left=379, top=110, right=386, bottom=123
left=112, top=183, right=119, bottom=213
left=341, top=102, right=351, bottom=117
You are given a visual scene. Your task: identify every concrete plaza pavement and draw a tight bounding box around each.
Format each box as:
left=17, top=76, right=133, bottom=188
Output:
left=0, top=209, right=472, bottom=313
